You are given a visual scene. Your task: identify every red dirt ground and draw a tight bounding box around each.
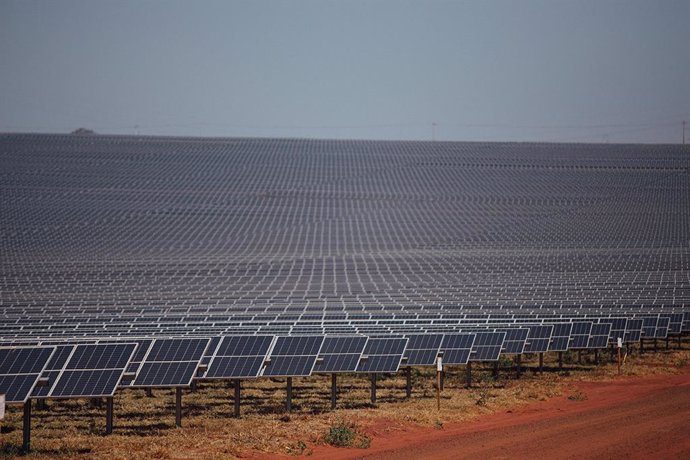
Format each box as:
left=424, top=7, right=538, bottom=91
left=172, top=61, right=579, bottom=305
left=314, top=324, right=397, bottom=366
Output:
left=298, top=367, right=690, bottom=460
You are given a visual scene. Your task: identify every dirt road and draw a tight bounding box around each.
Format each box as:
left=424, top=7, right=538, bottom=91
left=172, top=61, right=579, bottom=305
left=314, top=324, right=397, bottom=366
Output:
left=309, top=367, right=690, bottom=459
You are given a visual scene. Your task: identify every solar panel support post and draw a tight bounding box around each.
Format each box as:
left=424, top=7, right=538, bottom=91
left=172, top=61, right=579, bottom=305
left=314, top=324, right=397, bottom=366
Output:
left=640, top=338, right=644, bottom=355
left=516, top=355, right=522, bottom=379
left=370, top=374, right=377, bottom=404
left=146, top=387, right=153, bottom=397
left=577, top=350, right=582, bottom=364
left=286, top=377, right=293, bottom=412
left=175, top=388, right=182, bottom=428
left=190, top=381, right=197, bottom=393
left=678, top=335, right=682, bottom=350
left=493, top=361, right=499, bottom=379
left=234, top=380, right=241, bottom=418
left=105, top=397, right=113, bottom=435
left=594, top=350, right=599, bottom=365
left=465, top=362, right=472, bottom=388
left=436, top=370, right=441, bottom=411
left=538, top=353, right=544, bottom=374
left=405, top=367, right=411, bottom=398
left=36, top=398, right=46, bottom=411
left=22, top=399, right=31, bottom=454
left=665, top=337, right=669, bottom=350
left=653, top=339, right=657, bottom=352
left=330, top=374, right=337, bottom=410
left=558, top=352, right=563, bottom=370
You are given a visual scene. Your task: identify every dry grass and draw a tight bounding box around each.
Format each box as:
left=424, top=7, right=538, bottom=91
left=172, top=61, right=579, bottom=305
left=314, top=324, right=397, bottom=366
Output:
left=1, top=345, right=688, bottom=459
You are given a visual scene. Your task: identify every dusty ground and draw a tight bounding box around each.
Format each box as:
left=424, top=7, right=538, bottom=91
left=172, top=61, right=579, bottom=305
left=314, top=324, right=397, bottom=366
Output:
left=1, top=345, right=688, bottom=458
left=307, top=361, right=690, bottom=459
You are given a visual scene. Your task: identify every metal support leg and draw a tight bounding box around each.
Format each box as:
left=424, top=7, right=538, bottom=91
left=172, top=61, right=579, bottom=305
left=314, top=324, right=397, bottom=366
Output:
left=22, top=400, right=32, bottom=453
left=146, top=387, right=153, bottom=397
left=234, top=380, right=241, bottom=418
left=105, top=397, right=114, bottom=435
left=578, top=350, right=582, bottom=364
left=666, top=337, right=669, bottom=350
left=539, top=353, right=544, bottom=374
left=640, top=338, right=644, bottom=354
left=331, top=374, right=337, bottom=409
left=466, top=362, right=472, bottom=388
left=370, top=374, right=377, bottom=404
left=493, top=361, right=499, bottom=379
left=175, top=388, right=182, bottom=428
left=286, top=377, right=293, bottom=412
left=679, top=335, right=682, bottom=350
left=405, top=367, right=411, bottom=398
left=558, top=351, right=563, bottom=370
left=516, top=355, right=522, bottom=379
left=594, top=349, right=599, bottom=365
left=190, top=381, right=197, bottom=393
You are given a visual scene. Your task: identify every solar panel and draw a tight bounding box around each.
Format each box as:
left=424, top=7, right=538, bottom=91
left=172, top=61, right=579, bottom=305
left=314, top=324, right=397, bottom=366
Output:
left=439, top=333, right=475, bottom=365
left=587, top=323, right=612, bottom=349
left=665, top=313, right=683, bottom=335
left=205, top=335, right=273, bottom=379
left=569, top=322, right=593, bottom=349
left=46, top=343, right=137, bottom=398
left=523, top=325, right=553, bottom=353
left=0, top=346, right=55, bottom=403
left=598, top=318, right=627, bottom=344
left=127, top=338, right=210, bottom=387
left=32, top=344, right=77, bottom=398
left=356, top=337, right=408, bottom=373
left=469, top=331, right=505, bottom=361
left=263, top=336, right=324, bottom=377
left=653, top=316, right=670, bottom=339
left=403, top=334, right=443, bottom=366
left=500, top=328, right=529, bottom=354
left=549, top=323, right=573, bottom=352
left=313, top=336, right=367, bottom=373
left=624, top=318, right=644, bottom=343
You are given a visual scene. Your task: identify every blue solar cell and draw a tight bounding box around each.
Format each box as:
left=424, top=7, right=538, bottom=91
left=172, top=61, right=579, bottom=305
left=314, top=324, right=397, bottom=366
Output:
left=44, top=343, right=137, bottom=398
left=356, top=338, right=407, bottom=373
left=470, top=332, right=505, bottom=361
left=133, top=362, right=199, bottom=387
left=0, top=346, right=56, bottom=403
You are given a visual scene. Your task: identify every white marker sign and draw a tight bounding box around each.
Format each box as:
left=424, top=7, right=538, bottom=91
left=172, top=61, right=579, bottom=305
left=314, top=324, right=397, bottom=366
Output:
left=0, top=393, right=5, bottom=421
left=617, top=337, right=623, bottom=348
left=437, top=357, right=443, bottom=372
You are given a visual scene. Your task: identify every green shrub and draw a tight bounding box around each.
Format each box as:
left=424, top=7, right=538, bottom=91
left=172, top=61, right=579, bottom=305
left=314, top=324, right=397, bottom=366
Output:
left=325, top=421, right=356, bottom=447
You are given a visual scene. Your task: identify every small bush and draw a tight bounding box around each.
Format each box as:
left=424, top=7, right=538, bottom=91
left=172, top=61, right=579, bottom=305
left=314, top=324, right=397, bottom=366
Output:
left=325, top=421, right=356, bottom=447
left=324, top=420, right=371, bottom=449
left=568, top=391, right=587, bottom=401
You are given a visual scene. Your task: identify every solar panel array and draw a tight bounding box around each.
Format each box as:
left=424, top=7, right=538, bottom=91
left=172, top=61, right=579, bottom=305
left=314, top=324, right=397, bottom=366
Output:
left=38, top=343, right=137, bottom=398
left=0, top=134, right=688, bottom=399
left=0, top=346, right=55, bottom=403
left=126, top=338, right=210, bottom=388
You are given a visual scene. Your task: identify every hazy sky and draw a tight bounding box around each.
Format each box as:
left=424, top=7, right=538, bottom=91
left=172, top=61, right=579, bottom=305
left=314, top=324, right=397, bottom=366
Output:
left=2, top=0, right=689, bottom=143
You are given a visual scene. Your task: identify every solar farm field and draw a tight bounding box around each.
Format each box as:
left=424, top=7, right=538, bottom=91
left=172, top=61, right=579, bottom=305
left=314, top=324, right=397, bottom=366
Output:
left=1, top=133, right=689, bottom=457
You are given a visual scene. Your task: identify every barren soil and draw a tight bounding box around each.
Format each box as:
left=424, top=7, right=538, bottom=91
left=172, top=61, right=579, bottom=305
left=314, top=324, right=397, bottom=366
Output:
left=307, top=365, right=690, bottom=460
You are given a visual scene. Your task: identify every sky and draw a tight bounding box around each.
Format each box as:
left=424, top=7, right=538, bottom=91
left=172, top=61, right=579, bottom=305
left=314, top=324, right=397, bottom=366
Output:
left=1, top=0, right=689, bottom=143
